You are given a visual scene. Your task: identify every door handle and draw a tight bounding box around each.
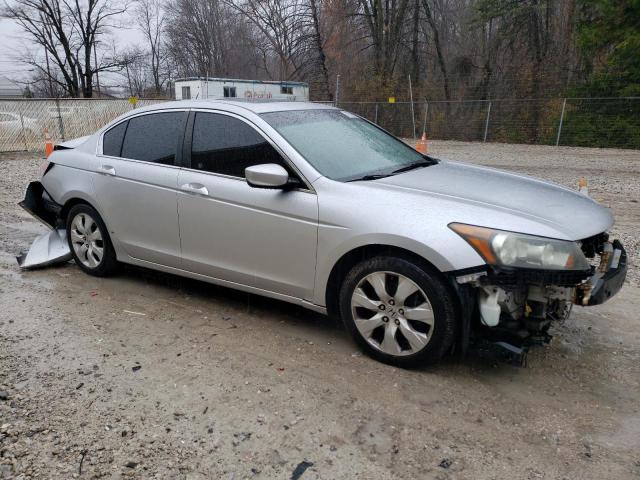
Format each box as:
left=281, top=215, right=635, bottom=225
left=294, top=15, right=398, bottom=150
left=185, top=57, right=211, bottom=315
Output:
left=180, top=183, right=209, bottom=196
left=98, top=165, right=116, bottom=176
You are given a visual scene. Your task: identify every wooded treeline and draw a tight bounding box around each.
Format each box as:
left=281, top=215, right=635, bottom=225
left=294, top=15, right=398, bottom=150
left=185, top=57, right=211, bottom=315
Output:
left=3, top=0, right=638, bottom=101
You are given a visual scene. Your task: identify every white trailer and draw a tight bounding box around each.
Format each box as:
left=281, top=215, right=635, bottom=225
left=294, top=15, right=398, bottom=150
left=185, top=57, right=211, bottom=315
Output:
left=174, top=77, right=309, bottom=102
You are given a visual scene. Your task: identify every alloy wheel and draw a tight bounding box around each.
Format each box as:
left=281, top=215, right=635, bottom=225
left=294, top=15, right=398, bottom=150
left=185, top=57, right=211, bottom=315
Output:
left=350, top=271, right=434, bottom=356
left=70, top=212, right=104, bottom=268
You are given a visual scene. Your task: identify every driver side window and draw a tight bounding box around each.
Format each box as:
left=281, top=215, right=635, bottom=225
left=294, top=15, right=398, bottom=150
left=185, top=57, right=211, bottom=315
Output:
left=190, top=112, right=292, bottom=178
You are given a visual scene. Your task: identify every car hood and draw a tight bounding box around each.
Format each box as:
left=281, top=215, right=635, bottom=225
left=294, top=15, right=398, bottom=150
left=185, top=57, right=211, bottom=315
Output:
left=372, top=160, right=614, bottom=240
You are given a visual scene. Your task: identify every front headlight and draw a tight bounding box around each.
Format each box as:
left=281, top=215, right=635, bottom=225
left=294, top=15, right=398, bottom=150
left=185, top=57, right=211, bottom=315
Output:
left=449, top=223, right=590, bottom=270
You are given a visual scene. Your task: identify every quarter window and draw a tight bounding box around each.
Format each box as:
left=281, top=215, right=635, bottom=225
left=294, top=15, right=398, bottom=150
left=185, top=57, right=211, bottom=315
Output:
left=190, top=112, right=289, bottom=178
left=102, top=121, right=128, bottom=157
left=121, top=112, right=186, bottom=165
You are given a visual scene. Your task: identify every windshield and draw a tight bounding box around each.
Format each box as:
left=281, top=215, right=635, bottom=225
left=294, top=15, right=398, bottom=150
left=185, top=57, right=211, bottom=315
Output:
left=261, top=109, right=434, bottom=181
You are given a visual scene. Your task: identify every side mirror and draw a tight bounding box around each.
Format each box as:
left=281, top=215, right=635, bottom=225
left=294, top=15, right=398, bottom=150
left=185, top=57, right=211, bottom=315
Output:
left=245, top=164, right=292, bottom=189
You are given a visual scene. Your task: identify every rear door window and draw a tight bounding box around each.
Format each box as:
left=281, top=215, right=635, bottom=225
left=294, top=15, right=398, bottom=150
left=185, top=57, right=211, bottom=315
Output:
left=103, top=121, right=128, bottom=157
left=121, top=112, right=187, bottom=165
left=190, top=112, right=288, bottom=177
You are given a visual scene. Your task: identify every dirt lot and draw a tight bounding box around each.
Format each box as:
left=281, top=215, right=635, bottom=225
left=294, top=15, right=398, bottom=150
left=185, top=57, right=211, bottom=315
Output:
left=1, top=142, right=639, bottom=479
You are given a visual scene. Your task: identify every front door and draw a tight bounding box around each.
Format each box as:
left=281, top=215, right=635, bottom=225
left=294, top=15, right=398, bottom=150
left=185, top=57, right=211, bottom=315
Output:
left=94, top=111, right=187, bottom=267
left=177, top=111, right=318, bottom=300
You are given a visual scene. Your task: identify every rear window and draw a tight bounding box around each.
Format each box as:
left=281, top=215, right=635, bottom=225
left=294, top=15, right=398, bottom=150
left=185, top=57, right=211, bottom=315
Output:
left=103, top=121, right=128, bottom=157
left=121, top=112, right=187, bottom=165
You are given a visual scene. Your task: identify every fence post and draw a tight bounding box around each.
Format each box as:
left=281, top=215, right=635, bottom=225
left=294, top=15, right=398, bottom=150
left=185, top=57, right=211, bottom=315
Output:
left=55, top=98, right=65, bottom=141
left=374, top=103, right=379, bottom=124
left=335, top=75, right=340, bottom=107
left=19, top=111, right=28, bottom=151
left=556, top=98, right=567, bottom=146
left=422, top=101, right=428, bottom=135
left=483, top=101, right=492, bottom=142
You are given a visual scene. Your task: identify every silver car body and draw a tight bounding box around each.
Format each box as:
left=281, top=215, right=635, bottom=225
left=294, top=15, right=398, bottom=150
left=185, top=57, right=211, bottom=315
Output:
left=29, top=101, right=620, bottom=319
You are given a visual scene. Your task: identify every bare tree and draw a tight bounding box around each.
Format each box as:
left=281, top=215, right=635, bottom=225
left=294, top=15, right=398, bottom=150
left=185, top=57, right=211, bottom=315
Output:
left=356, top=0, right=412, bottom=84
left=165, top=0, right=235, bottom=77
left=3, top=0, right=125, bottom=97
left=227, top=0, right=307, bottom=79
left=134, top=0, right=165, bottom=94
left=119, top=47, right=148, bottom=97
left=422, top=0, right=451, bottom=99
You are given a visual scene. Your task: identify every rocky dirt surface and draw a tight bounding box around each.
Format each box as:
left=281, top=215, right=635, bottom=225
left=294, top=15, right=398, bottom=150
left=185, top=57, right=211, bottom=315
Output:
left=1, top=144, right=639, bottom=479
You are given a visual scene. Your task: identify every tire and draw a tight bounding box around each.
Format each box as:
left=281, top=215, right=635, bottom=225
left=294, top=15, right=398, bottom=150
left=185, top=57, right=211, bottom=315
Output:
left=66, top=204, right=118, bottom=277
left=339, top=256, right=457, bottom=368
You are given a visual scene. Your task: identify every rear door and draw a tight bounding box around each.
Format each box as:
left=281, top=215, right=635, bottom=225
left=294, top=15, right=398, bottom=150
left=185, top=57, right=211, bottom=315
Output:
left=177, top=110, right=318, bottom=300
left=94, top=110, right=187, bottom=267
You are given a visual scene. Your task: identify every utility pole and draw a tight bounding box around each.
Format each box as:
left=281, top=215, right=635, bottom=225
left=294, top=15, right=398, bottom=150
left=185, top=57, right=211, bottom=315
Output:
left=408, top=75, right=416, bottom=139
left=45, top=48, right=54, bottom=98
left=94, top=44, right=101, bottom=96
left=335, top=74, right=340, bottom=106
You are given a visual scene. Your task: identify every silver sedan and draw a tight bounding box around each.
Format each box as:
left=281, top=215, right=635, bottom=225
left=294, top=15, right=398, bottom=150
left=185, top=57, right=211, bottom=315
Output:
left=18, top=101, right=627, bottom=367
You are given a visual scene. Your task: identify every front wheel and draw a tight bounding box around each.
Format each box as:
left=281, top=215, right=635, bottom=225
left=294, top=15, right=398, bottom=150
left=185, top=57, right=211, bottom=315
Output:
left=66, top=204, right=118, bottom=277
left=339, top=256, right=457, bottom=368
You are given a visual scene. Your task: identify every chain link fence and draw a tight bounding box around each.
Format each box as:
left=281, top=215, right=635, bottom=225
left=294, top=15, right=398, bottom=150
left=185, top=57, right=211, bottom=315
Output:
left=0, top=98, right=165, bottom=153
left=337, top=97, right=640, bottom=149
left=1, top=97, right=638, bottom=153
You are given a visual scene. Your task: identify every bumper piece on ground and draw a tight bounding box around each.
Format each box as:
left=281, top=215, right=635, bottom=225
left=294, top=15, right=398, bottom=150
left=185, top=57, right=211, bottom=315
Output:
left=16, top=229, right=72, bottom=269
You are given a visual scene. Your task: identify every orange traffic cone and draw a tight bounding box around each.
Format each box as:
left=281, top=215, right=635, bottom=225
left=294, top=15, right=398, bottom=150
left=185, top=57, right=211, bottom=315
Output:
left=44, top=128, right=54, bottom=159
left=415, top=132, right=428, bottom=154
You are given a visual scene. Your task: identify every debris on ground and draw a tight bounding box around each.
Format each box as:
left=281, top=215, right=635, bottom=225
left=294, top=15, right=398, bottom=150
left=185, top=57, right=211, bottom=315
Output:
left=291, top=460, right=314, bottom=480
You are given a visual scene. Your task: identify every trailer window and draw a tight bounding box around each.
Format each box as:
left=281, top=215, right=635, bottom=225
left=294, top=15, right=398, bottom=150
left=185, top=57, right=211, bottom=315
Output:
left=281, top=86, right=293, bottom=95
left=223, top=86, right=236, bottom=98
left=182, top=86, right=191, bottom=99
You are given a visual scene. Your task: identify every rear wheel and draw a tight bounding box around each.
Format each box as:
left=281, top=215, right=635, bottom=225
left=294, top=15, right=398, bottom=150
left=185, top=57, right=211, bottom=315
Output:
left=339, top=256, right=457, bottom=368
left=66, top=204, right=118, bottom=276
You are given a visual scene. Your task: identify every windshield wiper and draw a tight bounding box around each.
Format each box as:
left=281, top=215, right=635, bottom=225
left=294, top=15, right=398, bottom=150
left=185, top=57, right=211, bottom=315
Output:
left=391, top=159, right=436, bottom=175
left=346, top=173, right=392, bottom=182
left=346, top=158, right=437, bottom=182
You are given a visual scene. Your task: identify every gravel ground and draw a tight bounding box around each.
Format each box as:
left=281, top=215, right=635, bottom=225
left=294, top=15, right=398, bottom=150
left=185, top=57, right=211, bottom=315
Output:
left=0, top=143, right=639, bottom=479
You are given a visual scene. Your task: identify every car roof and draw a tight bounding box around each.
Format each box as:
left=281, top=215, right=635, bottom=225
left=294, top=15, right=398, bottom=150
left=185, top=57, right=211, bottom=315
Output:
left=137, top=99, right=337, bottom=115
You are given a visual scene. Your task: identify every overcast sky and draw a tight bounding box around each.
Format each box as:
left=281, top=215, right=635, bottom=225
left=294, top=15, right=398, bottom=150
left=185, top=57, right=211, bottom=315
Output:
left=0, top=14, right=143, bottom=90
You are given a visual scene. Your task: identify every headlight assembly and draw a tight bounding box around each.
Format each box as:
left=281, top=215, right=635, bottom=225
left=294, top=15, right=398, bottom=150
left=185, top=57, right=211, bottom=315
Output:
left=449, top=223, right=591, bottom=270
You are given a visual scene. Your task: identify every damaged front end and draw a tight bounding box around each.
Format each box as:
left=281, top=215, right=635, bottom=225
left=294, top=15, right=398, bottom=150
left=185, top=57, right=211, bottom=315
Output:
left=16, top=181, right=72, bottom=269
left=450, top=225, right=627, bottom=361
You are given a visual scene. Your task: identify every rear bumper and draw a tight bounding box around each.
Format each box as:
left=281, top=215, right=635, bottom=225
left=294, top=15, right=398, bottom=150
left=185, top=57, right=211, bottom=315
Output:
left=19, top=181, right=61, bottom=229
left=17, top=181, right=71, bottom=269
